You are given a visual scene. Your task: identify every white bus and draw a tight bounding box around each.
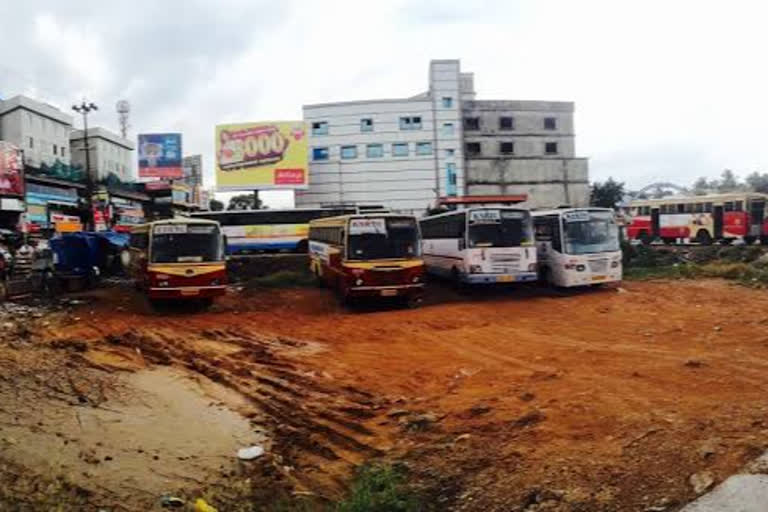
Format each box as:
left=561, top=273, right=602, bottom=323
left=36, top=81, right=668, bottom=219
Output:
left=419, top=207, right=538, bottom=286
left=532, top=208, right=622, bottom=287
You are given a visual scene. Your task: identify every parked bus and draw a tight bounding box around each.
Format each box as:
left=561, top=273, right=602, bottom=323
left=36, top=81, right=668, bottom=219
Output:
left=419, top=207, right=537, bottom=287
left=192, top=206, right=387, bottom=254
left=308, top=214, right=424, bottom=305
left=625, top=193, right=768, bottom=245
left=127, top=219, right=227, bottom=306
left=533, top=208, right=622, bottom=287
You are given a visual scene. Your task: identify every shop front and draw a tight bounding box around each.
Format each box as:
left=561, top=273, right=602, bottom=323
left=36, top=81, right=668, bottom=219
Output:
left=24, top=177, right=85, bottom=234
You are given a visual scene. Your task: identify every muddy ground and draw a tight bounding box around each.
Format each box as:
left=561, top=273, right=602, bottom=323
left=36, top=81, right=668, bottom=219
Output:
left=1, top=278, right=767, bottom=511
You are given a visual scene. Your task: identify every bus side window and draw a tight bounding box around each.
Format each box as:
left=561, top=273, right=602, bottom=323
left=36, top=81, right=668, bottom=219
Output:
left=129, top=233, right=147, bottom=250
left=677, top=204, right=685, bottom=213
left=549, top=216, right=562, bottom=252
left=704, top=202, right=713, bottom=213
left=534, top=218, right=552, bottom=241
left=734, top=201, right=743, bottom=212
left=684, top=203, right=694, bottom=213
left=724, top=202, right=733, bottom=212
left=694, top=203, right=704, bottom=213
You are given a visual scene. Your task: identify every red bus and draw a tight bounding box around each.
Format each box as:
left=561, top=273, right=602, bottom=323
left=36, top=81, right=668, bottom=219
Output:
left=626, top=193, right=768, bottom=244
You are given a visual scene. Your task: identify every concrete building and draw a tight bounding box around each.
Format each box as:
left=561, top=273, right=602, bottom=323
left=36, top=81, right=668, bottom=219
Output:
left=462, top=100, right=588, bottom=208
left=70, top=127, right=134, bottom=182
left=296, top=59, right=588, bottom=213
left=182, top=154, right=205, bottom=207
left=0, top=95, right=73, bottom=169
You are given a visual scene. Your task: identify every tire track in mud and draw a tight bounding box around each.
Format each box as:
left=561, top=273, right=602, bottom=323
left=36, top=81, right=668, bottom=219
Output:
left=84, top=325, right=397, bottom=495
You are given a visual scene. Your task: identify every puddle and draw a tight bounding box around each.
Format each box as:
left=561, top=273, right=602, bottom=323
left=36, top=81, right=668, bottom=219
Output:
left=0, top=367, right=266, bottom=506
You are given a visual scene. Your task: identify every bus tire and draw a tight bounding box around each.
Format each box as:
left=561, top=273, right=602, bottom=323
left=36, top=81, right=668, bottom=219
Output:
left=638, top=231, right=652, bottom=245
left=696, top=229, right=713, bottom=245
left=296, top=239, right=309, bottom=253
left=744, top=236, right=756, bottom=245
left=451, top=268, right=467, bottom=293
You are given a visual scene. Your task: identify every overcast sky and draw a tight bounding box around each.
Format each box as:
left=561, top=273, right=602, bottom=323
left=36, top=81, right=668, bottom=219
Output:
left=1, top=0, right=766, bottom=207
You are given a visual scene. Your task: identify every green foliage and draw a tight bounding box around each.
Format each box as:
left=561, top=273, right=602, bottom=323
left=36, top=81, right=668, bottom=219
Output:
left=247, top=270, right=315, bottom=288
left=717, top=169, right=741, bottom=192
left=590, top=178, right=625, bottom=208
left=228, top=193, right=262, bottom=211
left=745, top=171, right=768, bottom=194
left=209, top=199, right=225, bottom=211
left=336, top=465, right=420, bottom=512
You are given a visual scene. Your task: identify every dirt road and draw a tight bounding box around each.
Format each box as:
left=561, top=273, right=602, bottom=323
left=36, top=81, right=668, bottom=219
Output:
left=1, top=279, right=768, bottom=510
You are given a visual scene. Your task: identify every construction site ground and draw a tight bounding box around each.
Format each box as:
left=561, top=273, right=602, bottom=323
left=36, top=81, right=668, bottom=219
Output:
left=1, top=277, right=767, bottom=511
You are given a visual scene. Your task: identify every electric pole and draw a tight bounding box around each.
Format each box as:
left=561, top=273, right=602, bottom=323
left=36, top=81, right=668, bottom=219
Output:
left=72, top=100, right=98, bottom=229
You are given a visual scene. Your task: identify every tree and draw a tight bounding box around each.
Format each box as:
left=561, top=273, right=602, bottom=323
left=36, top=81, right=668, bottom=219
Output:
left=227, top=193, right=262, bottom=210
left=717, top=169, right=740, bottom=193
left=209, top=199, right=224, bottom=211
left=692, top=177, right=714, bottom=195
left=745, top=172, right=768, bottom=194
left=590, top=178, right=625, bottom=208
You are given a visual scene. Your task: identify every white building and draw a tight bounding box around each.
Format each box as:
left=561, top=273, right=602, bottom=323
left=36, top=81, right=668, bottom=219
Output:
left=297, top=59, right=588, bottom=214
left=70, top=127, right=135, bottom=182
left=0, top=95, right=73, bottom=169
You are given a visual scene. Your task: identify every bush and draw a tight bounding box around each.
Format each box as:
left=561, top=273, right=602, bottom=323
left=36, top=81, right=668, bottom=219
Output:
left=245, top=270, right=315, bottom=288
left=336, top=465, right=420, bottom=512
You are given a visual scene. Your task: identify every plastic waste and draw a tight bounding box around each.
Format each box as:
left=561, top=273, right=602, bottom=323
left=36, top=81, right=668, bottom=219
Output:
left=237, top=445, right=265, bottom=460
left=160, top=495, right=185, bottom=508
left=194, top=498, right=219, bottom=512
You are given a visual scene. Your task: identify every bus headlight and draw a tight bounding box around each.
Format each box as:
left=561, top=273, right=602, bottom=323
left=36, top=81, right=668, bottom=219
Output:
left=412, top=275, right=420, bottom=283
left=469, top=265, right=482, bottom=273
left=159, top=281, right=169, bottom=287
left=611, top=261, right=620, bottom=268
left=355, top=278, right=364, bottom=286
left=576, top=264, right=586, bottom=272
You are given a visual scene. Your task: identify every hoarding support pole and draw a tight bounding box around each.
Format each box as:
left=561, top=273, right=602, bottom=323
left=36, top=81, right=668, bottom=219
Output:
left=253, top=190, right=260, bottom=210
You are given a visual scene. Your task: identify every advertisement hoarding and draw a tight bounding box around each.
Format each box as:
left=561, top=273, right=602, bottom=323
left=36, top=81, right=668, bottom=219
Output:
left=215, top=121, right=308, bottom=191
left=0, top=141, right=25, bottom=196
left=138, top=133, right=182, bottom=178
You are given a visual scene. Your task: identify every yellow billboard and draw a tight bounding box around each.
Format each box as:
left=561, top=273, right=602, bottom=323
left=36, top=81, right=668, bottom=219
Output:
left=215, top=121, right=308, bottom=191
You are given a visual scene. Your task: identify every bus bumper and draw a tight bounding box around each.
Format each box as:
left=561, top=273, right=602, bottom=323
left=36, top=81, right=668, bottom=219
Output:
left=462, top=272, right=538, bottom=284
left=148, top=285, right=227, bottom=300
left=347, top=283, right=424, bottom=298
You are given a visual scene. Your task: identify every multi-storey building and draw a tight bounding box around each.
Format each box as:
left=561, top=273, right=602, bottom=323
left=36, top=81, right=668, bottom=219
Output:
left=296, top=60, right=588, bottom=214
left=70, top=127, right=134, bottom=182
left=0, top=95, right=73, bottom=169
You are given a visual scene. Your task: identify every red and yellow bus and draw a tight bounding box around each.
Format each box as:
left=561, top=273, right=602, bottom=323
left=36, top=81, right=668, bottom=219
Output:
left=626, top=193, right=768, bottom=244
left=128, top=219, right=227, bottom=306
left=308, top=214, right=424, bottom=306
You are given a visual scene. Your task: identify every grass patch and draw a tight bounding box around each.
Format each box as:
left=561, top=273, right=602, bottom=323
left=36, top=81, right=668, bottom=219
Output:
left=246, top=270, right=315, bottom=288
left=335, top=464, right=420, bottom=512
left=625, top=262, right=768, bottom=287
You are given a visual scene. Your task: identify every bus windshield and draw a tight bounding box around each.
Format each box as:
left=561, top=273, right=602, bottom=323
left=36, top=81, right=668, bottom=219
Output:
left=151, top=224, right=223, bottom=263
left=468, top=210, right=532, bottom=248
left=347, top=217, right=419, bottom=260
left=563, top=211, right=620, bottom=255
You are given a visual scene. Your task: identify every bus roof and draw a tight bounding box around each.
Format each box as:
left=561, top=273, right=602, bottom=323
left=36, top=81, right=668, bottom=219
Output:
left=309, top=213, right=415, bottom=227
left=421, top=206, right=529, bottom=222
left=191, top=207, right=357, bottom=216
left=532, top=207, right=613, bottom=216
left=132, top=218, right=220, bottom=232
left=628, top=192, right=768, bottom=206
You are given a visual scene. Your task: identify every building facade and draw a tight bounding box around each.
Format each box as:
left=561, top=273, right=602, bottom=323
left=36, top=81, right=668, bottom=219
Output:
left=296, top=60, right=588, bottom=214
left=70, top=127, right=134, bottom=182
left=0, top=95, right=73, bottom=169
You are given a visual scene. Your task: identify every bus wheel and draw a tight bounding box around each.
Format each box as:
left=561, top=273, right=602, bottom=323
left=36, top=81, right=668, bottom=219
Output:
left=696, top=230, right=713, bottom=245
left=451, top=268, right=466, bottom=293
left=638, top=231, right=652, bottom=245
left=198, top=298, right=214, bottom=310
left=744, top=236, right=756, bottom=245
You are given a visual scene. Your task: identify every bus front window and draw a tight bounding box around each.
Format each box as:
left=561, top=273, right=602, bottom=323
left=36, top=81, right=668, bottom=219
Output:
left=347, top=217, right=419, bottom=260
left=151, top=224, right=223, bottom=263
left=468, top=210, right=532, bottom=248
left=563, top=212, right=620, bottom=255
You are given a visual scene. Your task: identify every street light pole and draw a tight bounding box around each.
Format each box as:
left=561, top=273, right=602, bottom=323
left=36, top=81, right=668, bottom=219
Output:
left=72, top=100, right=98, bottom=229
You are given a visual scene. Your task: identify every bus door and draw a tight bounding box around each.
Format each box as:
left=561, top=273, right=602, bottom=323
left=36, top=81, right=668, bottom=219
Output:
left=749, top=199, right=765, bottom=236
left=713, top=205, right=724, bottom=239
left=651, top=208, right=660, bottom=240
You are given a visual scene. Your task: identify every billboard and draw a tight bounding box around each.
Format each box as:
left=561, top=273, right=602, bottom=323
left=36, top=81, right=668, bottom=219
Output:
left=0, top=141, right=24, bottom=196
left=138, top=133, right=182, bottom=178
left=215, top=121, right=308, bottom=191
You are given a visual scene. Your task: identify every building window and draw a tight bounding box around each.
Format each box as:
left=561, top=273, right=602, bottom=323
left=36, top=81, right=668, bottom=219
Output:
left=53, top=144, right=57, bottom=155
left=392, top=143, right=409, bottom=157
left=545, top=142, right=558, bottom=154
left=465, top=142, right=481, bottom=156
left=446, top=163, right=457, bottom=197
left=442, top=97, right=453, bottom=108
left=366, top=144, right=383, bottom=158
left=499, top=142, right=515, bottom=154
left=312, top=147, right=329, bottom=161
left=445, top=148, right=455, bottom=158
left=341, top=145, right=358, bottom=159
left=360, top=118, right=373, bottom=132
left=416, top=142, right=433, bottom=155
left=442, top=123, right=454, bottom=135
left=61, top=147, right=66, bottom=158
left=544, top=117, right=557, bottom=130
left=399, top=116, right=422, bottom=130
left=464, top=117, right=480, bottom=130
left=499, top=117, right=514, bottom=130
left=28, top=137, right=33, bottom=149
left=312, top=121, right=328, bottom=135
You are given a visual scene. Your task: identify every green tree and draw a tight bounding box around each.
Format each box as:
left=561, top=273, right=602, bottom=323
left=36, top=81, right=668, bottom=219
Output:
left=717, top=169, right=740, bottom=192
left=209, top=199, right=224, bottom=211
left=692, top=177, right=714, bottom=195
left=590, top=178, right=625, bottom=208
left=227, top=193, right=262, bottom=210
left=745, top=171, right=768, bottom=193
